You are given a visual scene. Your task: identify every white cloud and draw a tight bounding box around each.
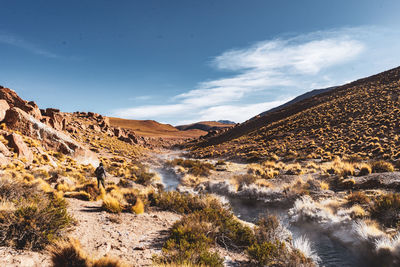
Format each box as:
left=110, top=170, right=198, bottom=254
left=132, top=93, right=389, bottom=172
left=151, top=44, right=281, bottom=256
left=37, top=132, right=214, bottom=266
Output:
left=113, top=104, right=186, bottom=118
left=193, top=99, right=291, bottom=124
left=113, top=27, right=372, bottom=124
left=0, top=32, right=60, bottom=59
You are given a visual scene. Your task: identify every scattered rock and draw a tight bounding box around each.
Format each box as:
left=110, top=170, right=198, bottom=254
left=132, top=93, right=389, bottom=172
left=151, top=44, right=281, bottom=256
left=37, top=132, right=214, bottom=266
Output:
left=0, top=140, right=10, bottom=156
left=5, top=133, right=33, bottom=162
left=0, top=153, right=10, bottom=165
left=0, top=99, right=10, bottom=121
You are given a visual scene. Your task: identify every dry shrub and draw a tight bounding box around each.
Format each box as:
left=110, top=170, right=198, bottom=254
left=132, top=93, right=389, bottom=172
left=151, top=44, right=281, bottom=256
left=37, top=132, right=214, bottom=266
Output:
left=358, top=163, right=372, bottom=176
left=371, top=160, right=394, bottom=173
left=320, top=181, right=329, bottom=190
left=92, top=257, right=129, bottom=267
left=233, top=174, right=257, bottom=190
left=247, top=164, right=265, bottom=176
left=101, top=188, right=144, bottom=214
left=349, top=205, right=366, bottom=218
left=247, top=215, right=315, bottom=266
left=156, top=194, right=253, bottom=266
left=340, top=178, right=356, bottom=189
left=49, top=239, right=128, bottom=267
left=0, top=178, right=72, bottom=250
left=102, top=194, right=122, bottom=213
left=370, top=192, right=400, bottom=227
left=285, top=163, right=303, bottom=175
left=75, top=182, right=101, bottom=200
left=181, top=174, right=205, bottom=187
left=326, top=159, right=355, bottom=177
left=346, top=191, right=370, bottom=205
left=151, top=191, right=218, bottom=214
left=49, top=238, right=89, bottom=267
left=168, top=159, right=214, bottom=177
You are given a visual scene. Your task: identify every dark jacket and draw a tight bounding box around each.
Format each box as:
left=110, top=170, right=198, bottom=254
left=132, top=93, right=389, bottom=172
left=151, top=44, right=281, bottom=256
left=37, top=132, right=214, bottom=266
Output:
left=95, top=166, right=106, bottom=179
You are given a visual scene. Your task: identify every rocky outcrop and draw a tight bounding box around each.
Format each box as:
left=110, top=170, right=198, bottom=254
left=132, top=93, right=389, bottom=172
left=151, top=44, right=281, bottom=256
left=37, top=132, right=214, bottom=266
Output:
left=0, top=141, right=11, bottom=156
left=5, top=133, right=34, bottom=163
left=0, top=88, right=42, bottom=120
left=40, top=108, right=68, bottom=131
left=0, top=100, right=10, bottom=121
left=3, top=107, right=99, bottom=166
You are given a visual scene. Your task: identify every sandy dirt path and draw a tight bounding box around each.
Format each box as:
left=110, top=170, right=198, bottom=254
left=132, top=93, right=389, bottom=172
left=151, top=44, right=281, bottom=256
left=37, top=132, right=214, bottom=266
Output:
left=66, top=198, right=181, bottom=266
left=0, top=198, right=181, bottom=267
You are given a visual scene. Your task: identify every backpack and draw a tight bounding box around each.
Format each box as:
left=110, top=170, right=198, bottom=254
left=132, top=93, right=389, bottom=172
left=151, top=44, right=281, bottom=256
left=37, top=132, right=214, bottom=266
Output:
left=95, top=166, right=105, bottom=178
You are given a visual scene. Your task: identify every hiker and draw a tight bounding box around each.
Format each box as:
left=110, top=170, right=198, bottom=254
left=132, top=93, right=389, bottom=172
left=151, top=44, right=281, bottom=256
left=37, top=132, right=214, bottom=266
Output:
left=95, top=162, right=106, bottom=189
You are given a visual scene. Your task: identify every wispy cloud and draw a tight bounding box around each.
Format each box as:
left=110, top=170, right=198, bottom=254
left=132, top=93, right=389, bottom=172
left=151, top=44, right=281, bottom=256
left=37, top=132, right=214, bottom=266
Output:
left=113, top=27, right=391, bottom=124
left=128, top=95, right=154, bottom=101
left=0, top=32, right=60, bottom=59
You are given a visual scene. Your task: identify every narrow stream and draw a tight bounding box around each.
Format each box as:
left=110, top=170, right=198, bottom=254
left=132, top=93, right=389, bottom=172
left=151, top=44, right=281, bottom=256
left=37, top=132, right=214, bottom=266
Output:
left=153, top=154, right=374, bottom=267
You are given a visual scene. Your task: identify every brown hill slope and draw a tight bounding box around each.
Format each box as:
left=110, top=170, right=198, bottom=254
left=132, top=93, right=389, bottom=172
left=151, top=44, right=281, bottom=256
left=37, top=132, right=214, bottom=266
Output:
left=176, top=121, right=235, bottom=132
left=188, top=66, right=400, bottom=162
left=109, top=117, right=206, bottom=139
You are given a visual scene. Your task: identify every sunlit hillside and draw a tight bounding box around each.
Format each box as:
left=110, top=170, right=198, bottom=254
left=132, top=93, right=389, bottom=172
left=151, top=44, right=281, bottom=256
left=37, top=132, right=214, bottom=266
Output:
left=188, top=66, right=400, bottom=162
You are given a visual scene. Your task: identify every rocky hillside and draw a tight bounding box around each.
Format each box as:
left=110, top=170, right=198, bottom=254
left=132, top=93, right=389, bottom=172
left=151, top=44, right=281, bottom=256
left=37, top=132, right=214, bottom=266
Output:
left=0, top=87, right=150, bottom=168
left=188, top=66, right=400, bottom=162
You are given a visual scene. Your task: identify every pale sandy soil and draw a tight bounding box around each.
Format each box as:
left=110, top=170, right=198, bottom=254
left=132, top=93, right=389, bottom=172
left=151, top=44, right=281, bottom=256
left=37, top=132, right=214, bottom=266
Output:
left=66, top=198, right=182, bottom=266
left=0, top=198, right=181, bottom=267
left=0, top=246, right=51, bottom=267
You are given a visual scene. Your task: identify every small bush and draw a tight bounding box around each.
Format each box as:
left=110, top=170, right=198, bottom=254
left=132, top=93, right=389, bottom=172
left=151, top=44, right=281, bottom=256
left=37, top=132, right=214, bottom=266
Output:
left=285, top=164, right=303, bottom=175
left=347, top=191, right=370, bottom=205
left=102, top=195, right=122, bottom=213
left=370, top=192, right=400, bottom=227
left=371, top=160, right=394, bottom=173
left=49, top=238, right=89, bottom=267
left=358, top=163, right=372, bottom=176
left=49, top=239, right=127, bottom=267
left=320, top=181, right=329, bottom=190
left=151, top=191, right=223, bottom=214
left=155, top=192, right=255, bottom=266
left=168, top=159, right=214, bottom=177
left=131, top=197, right=144, bottom=214
left=247, top=240, right=288, bottom=266
left=233, top=174, right=257, bottom=190
left=0, top=189, right=72, bottom=250
left=247, top=215, right=315, bottom=266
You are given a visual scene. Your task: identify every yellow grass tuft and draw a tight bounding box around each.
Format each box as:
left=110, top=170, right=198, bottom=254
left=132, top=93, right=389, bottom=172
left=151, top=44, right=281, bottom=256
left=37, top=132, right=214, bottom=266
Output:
left=320, top=181, right=329, bottom=190
left=102, top=194, right=122, bottom=213
left=49, top=238, right=89, bottom=267
left=358, top=163, right=372, bottom=176
left=131, top=197, right=144, bottom=214
left=49, top=238, right=128, bottom=267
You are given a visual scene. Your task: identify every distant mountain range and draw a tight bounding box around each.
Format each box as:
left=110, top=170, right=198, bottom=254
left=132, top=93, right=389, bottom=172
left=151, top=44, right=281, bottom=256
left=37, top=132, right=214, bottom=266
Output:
left=217, top=120, right=236, bottom=125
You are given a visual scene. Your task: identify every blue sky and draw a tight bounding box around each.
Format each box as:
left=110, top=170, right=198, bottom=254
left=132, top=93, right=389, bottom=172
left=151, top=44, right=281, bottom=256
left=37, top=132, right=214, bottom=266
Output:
left=1, top=1, right=400, bottom=125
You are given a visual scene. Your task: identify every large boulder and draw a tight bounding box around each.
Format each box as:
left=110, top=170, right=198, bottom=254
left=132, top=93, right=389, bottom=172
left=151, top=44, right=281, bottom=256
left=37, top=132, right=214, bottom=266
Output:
left=0, top=141, right=11, bottom=156
left=3, top=107, right=99, bottom=166
left=5, top=133, right=34, bottom=163
left=0, top=88, right=42, bottom=120
left=0, top=100, right=10, bottom=121
left=0, top=153, right=10, bottom=166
